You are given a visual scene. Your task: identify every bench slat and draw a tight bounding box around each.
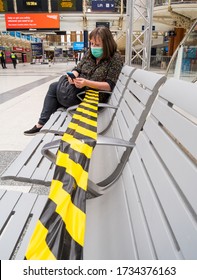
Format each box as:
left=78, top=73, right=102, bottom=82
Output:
left=0, top=192, right=38, bottom=259
left=40, top=110, right=65, bottom=131
left=85, top=181, right=136, bottom=260
left=128, top=80, right=150, bottom=105
left=2, top=134, right=45, bottom=179
left=159, top=78, right=197, bottom=118
left=17, top=133, right=57, bottom=180
left=123, top=164, right=158, bottom=259
left=130, top=148, right=181, bottom=259
left=132, top=70, right=165, bottom=91
left=31, top=135, right=61, bottom=183
left=152, top=98, right=197, bottom=159
left=0, top=189, right=6, bottom=198
left=0, top=191, right=21, bottom=232
left=144, top=115, right=197, bottom=213
left=15, top=194, right=47, bottom=260
left=124, top=88, right=145, bottom=120
left=136, top=131, right=197, bottom=259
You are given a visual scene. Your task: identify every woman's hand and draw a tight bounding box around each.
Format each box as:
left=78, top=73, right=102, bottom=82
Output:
left=67, top=76, right=75, bottom=84
left=74, top=78, right=87, bottom=88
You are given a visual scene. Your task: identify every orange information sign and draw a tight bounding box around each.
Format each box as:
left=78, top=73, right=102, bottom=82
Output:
left=5, top=13, right=60, bottom=30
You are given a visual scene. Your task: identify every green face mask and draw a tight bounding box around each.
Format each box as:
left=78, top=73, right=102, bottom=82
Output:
left=91, top=47, right=103, bottom=58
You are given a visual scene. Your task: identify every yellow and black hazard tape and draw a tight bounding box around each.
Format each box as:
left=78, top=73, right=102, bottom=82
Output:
left=25, top=90, right=99, bottom=260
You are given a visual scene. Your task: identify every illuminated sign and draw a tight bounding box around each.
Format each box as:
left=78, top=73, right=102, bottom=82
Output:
left=54, top=48, right=63, bottom=57
left=25, top=1, right=39, bottom=6
left=16, top=0, right=48, bottom=12
left=31, top=42, right=43, bottom=56
left=51, top=0, right=82, bottom=12
left=0, top=0, right=14, bottom=12
left=96, top=22, right=110, bottom=28
left=92, top=0, right=115, bottom=11
left=60, top=0, right=75, bottom=9
left=73, top=42, right=84, bottom=51
left=0, top=0, right=7, bottom=12
left=5, top=13, right=60, bottom=31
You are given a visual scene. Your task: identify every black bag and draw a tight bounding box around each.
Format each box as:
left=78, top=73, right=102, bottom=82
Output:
left=56, top=75, right=85, bottom=108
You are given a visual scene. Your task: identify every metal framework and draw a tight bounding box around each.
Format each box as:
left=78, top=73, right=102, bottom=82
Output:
left=125, top=0, right=154, bottom=69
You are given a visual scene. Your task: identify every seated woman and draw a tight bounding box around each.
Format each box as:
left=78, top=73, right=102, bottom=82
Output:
left=24, top=26, right=123, bottom=136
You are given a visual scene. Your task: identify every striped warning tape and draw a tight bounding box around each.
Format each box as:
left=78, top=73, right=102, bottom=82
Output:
left=25, top=90, right=99, bottom=260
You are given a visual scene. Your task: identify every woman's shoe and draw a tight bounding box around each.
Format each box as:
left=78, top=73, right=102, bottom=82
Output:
left=24, top=125, right=42, bottom=136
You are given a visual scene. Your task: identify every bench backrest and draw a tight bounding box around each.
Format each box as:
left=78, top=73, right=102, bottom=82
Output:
left=84, top=78, right=197, bottom=259
left=88, top=69, right=166, bottom=189
left=97, top=64, right=136, bottom=133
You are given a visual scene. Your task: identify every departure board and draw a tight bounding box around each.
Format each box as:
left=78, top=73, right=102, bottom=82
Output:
left=0, top=0, right=14, bottom=13
left=51, top=0, right=83, bottom=12
left=24, top=1, right=41, bottom=8
left=16, top=0, right=48, bottom=12
left=0, top=0, right=7, bottom=12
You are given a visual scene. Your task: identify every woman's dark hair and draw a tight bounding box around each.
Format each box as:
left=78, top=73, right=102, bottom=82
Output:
left=89, top=26, right=117, bottom=59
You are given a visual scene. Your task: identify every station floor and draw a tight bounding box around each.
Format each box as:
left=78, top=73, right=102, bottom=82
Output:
left=0, top=61, right=166, bottom=195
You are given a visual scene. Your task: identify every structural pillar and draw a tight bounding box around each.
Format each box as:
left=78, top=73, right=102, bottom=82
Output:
left=168, top=36, right=174, bottom=56
left=125, top=0, right=154, bottom=70
left=83, top=30, right=89, bottom=52
left=173, top=28, right=185, bottom=53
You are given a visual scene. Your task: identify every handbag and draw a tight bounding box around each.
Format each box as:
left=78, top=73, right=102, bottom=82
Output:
left=56, top=75, right=85, bottom=108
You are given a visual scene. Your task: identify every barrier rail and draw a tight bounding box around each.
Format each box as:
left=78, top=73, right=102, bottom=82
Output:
left=155, top=0, right=197, bottom=6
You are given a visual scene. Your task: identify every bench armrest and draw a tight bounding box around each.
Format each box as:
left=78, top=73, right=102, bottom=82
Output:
left=41, top=140, right=62, bottom=164
left=97, top=135, right=134, bottom=147
left=42, top=104, right=118, bottom=136
left=66, top=103, right=117, bottom=113
left=66, top=104, right=79, bottom=117
left=66, top=104, right=117, bottom=122
left=41, top=136, right=134, bottom=164
left=77, top=90, right=112, bottom=101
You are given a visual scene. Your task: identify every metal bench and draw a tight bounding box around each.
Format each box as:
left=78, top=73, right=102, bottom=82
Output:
left=0, top=67, right=167, bottom=260
left=2, top=74, right=196, bottom=260
left=1, top=65, right=136, bottom=186
left=84, top=78, right=197, bottom=260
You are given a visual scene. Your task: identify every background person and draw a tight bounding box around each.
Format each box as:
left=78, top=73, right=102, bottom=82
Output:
left=74, top=51, right=78, bottom=65
left=10, top=52, right=17, bottom=69
left=24, top=26, right=123, bottom=136
left=0, top=51, right=7, bottom=69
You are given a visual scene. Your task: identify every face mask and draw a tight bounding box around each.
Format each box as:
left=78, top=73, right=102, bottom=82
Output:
left=91, top=47, right=103, bottom=58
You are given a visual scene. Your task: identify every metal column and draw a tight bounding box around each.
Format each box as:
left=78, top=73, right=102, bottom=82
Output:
left=125, top=0, right=154, bottom=70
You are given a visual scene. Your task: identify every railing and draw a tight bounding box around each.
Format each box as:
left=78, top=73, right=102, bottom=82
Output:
left=154, top=0, right=197, bottom=6
left=166, top=19, right=197, bottom=82
left=150, top=55, right=172, bottom=68
left=130, top=55, right=172, bottom=69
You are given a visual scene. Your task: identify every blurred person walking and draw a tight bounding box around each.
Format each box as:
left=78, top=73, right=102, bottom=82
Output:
left=10, top=52, right=17, bottom=69
left=0, top=51, right=7, bottom=69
